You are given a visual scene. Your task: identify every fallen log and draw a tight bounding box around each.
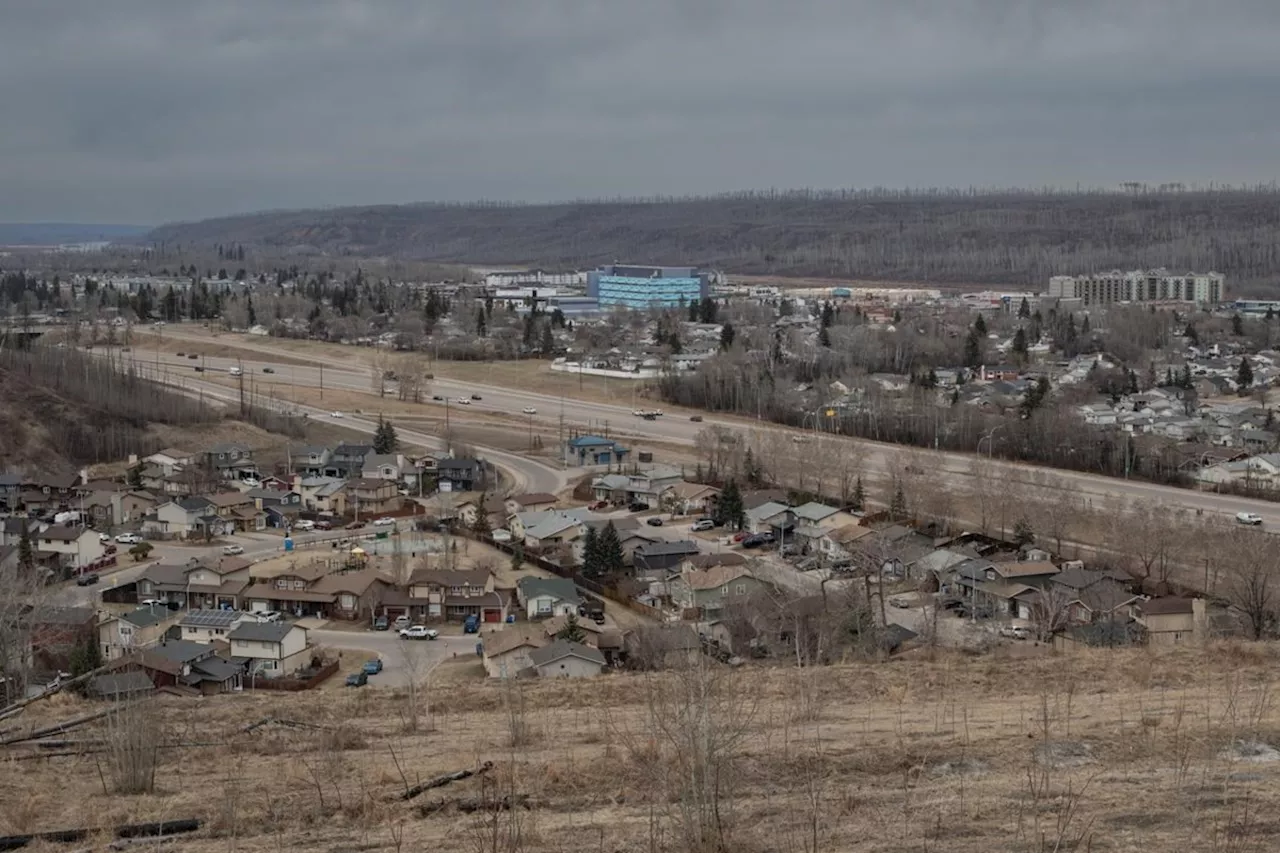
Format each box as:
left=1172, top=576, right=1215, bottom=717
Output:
left=397, top=761, right=493, bottom=801
left=0, top=662, right=119, bottom=719
left=416, top=794, right=532, bottom=816
left=239, top=716, right=329, bottom=734
left=0, top=818, right=199, bottom=851
left=0, top=703, right=146, bottom=747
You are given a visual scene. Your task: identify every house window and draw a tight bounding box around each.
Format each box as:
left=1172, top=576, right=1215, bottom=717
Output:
left=293, top=580, right=305, bottom=590
left=186, top=627, right=196, bottom=634
left=450, top=586, right=463, bottom=595
left=340, top=594, right=356, bottom=610
left=734, top=584, right=747, bottom=596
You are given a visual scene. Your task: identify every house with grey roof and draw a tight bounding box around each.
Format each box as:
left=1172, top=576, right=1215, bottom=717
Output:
left=529, top=640, right=607, bottom=678
left=516, top=576, right=582, bottom=620
left=289, top=445, right=331, bottom=477
left=632, top=540, right=701, bottom=574
left=119, top=637, right=243, bottom=694
left=179, top=609, right=259, bottom=644
left=228, top=621, right=311, bottom=678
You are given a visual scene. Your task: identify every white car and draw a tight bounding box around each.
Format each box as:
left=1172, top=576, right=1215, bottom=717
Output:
left=372, top=517, right=396, bottom=527
left=98, top=532, right=111, bottom=543
left=329, top=411, right=343, bottom=418
left=454, top=397, right=471, bottom=405
left=999, top=626, right=1030, bottom=640
left=399, top=625, right=438, bottom=640
left=115, top=532, right=142, bottom=544
left=522, top=406, right=537, bottom=415
left=293, top=519, right=316, bottom=532
left=1236, top=512, right=1264, bottom=526
left=221, top=544, right=244, bottom=556
left=140, top=598, right=165, bottom=607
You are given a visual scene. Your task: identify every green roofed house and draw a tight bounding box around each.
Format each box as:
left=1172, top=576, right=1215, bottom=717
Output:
left=564, top=435, right=629, bottom=467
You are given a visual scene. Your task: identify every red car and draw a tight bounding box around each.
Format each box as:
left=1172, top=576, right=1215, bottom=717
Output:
left=732, top=531, right=750, bottom=542
left=589, top=500, right=609, bottom=511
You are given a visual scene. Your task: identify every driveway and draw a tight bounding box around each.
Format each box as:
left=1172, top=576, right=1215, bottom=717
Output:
left=310, top=627, right=480, bottom=688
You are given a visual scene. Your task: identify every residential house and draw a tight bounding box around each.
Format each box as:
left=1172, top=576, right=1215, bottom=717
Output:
left=520, top=511, right=587, bottom=551
left=516, top=576, right=582, bottom=619
left=504, top=493, right=559, bottom=517
left=136, top=556, right=252, bottom=610
left=290, top=446, right=332, bottom=477
left=745, top=501, right=792, bottom=536
left=541, top=613, right=608, bottom=647
left=591, top=473, right=631, bottom=505
left=310, top=567, right=397, bottom=621
left=244, top=488, right=300, bottom=528
left=99, top=605, right=181, bottom=661
left=294, top=476, right=348, bottom=516
left=815, top=523, right=874, bottom=565
left=31, top=473, right=82, bottom=506
left=324, top=443, right=373, bottom=479
left=573, top=517, right=654, bottom=566
left=115, top=491, right=158, bottom=526
left=680, top=552, right=748, bottom=574
left=407, top=567, right=504, bottom=623
left=1135, top=597, right=1206, bottom=645
left=361, top=453, right=413, bottom=486
left=179, top=609, right=257, bottom=644
left=240, top=561, right=340, bottom=619
left=1051, top=567, right=1138, bottom=625
left=671, top=564, right=764, bottom=617
left=960, top=561, right=1061, bottom=620
left=0, top=473, right=21, bottom=510
left=740, top=489, right=790, bottom=511
left=29, top=606, right=96, bottom=672
left=632, top=540, right=700, bottom=574
left=204, top=443, right=259, bottom=481
left=564, top=435, right=629, bottom=467
left=114, top=638, right=242, bottom=694
left=529, top=640, right=607, bottom=678
left=662, top=481, right=720, bottom=516
left=144, top=448, right=195, bottom=476
left=151, top=496, right=232, bottom=539
left=482, top=628, right=549, bottom=678
left=228, top=621, right=311, bottom=678
left=346, top=478, right=402, bottom=516
left=1196, top=453, right=1280, bottom=489
left=437, top=457, right=487, bottom=492
left=624, top=623, right=702, bottom=669
left=36, top=525, right=105, bottom=570
left=0, top=517, right=40, bottom=547
left=616, top=467, right=684, bottom=509
left=245, top=488, right=301, bottom=512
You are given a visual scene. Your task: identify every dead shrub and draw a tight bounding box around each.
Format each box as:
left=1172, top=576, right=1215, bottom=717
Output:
left=102, top=701, right=161, bottom=795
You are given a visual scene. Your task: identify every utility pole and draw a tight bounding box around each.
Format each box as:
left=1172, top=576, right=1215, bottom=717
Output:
left=238, top=368, right=246, bottom=416
left=319, top=364, right=324, bottom=400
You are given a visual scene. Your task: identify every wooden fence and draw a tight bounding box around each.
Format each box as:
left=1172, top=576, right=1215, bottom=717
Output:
left=246, top=659, right=339, bottom=692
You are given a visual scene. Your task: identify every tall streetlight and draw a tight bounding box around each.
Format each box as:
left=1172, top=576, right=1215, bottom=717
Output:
left=977, top=424, right=1005, bottom=459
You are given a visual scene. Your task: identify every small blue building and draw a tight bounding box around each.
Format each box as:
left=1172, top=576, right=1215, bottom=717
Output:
left=564, top=435, right=630, bottom=467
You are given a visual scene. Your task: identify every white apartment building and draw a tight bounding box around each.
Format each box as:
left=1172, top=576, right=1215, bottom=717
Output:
left=1047, top=269, right=1225, bottom=306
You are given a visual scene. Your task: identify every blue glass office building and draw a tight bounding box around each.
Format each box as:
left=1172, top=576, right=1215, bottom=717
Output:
left=587, top=265, right=710, bottom=310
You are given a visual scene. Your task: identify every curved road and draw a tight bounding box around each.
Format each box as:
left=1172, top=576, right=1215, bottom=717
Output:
left=121, top=328, right=1280, bottom=527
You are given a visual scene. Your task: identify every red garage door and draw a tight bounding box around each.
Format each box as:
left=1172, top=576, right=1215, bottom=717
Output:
left=483, top=609, right=501, bottom=623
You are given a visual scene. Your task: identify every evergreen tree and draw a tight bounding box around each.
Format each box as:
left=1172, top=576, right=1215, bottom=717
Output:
left=850, top=476, right=865, bottom=511
left=1017, top=296, right=1031, bottom=319
left=476, top=307, right=487, bottom=337
left=719, top=321, right=736, bottom=351
left=17, top=526, right=33, bottom=571
left=1184, top=322, right=1199, bottom=346
left=973, top=314, right=987, bottom=335
left=714, top=480, right=746, bottom=530
left=687, top=300, right=699, bottom=322
left=889, top=481, right=908, bottom=521
left=1238, top=357, right=1254, bottom=389
left=1012, top=516, right=1036, bottom=547
left=470, top=500, right=492, bottom=537
left=742, top=447, right=763, bottom=487
left=963, top=327, right=982, bottom=368
left=1232, top=313, right=1244, bottom=336
left=1080, top=314, right=1090, bottom=335
left=372, top=416, right=399, bottom=454
left=1180, top=364, right=1193, bottom=389
left=598, top=522, right=625, bottom=575
left=1267, top=307, right=1276, bottom=323
left=1010, top=328, right=1028, bottom=361
left=556, top=613, right=586, bottom=644
left=68, top=637, right=104, bottom=677
left=1164, top=367, right=1174, bottom=387
left=818, top=326, right=831, bottom=348
left=580, top=525, right=600, bottom=576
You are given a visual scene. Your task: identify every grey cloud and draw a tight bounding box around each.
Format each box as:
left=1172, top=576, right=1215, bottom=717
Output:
left=1, top=0, right=1279, bottom=223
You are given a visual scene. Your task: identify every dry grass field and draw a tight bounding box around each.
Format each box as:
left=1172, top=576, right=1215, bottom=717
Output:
left=4, top=643, right=1280, bottom=852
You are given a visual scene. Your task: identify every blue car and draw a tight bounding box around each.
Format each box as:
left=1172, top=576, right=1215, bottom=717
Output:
left=362, top=659, right=383, bottom=675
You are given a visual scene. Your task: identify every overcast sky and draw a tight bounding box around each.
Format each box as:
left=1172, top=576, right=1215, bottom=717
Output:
left=3, top=0, right=1279, bottom=225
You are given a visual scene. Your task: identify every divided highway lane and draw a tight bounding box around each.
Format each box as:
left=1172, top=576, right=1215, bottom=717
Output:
left=122, top=364, right=569, bottom=495
left=126, top=331, right=1280, bottom=527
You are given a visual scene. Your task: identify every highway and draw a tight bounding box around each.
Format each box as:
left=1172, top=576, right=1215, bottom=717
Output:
left=111, top=353, right=568, bottom=495
left=115, top=327, right=1280, bottom=528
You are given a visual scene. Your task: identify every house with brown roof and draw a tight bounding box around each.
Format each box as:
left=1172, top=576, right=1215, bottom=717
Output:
left=671, top=564, right=765, bottom=617
left=136, top=556, right=251, bottom=610
left=662, top=481, right=721, bottom=516
left=346, top=478, right=402, bottom=516
left=481, top=628, right=550, bottom=678
left=504, top=493, right=559, bottom=517
left=36, top=524, right=106, bottom=570
left=1135, top=597, right=1207, bottom=646
left=815, top=523, right=874, bottom=564
left=407, top=567, right=504, bottom=623
left=311, top=567, right=397, bottom=621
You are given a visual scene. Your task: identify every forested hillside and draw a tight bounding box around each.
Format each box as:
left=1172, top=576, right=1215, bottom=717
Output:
left=147, top=187, right=1280, bottom=291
